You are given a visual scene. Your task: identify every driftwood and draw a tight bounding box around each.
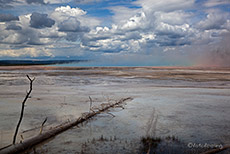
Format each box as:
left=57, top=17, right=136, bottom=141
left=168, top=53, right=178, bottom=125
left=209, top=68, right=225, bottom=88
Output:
left=13, top=75, right=35, bottom=145
left=0, top=97, right=133, bottom=154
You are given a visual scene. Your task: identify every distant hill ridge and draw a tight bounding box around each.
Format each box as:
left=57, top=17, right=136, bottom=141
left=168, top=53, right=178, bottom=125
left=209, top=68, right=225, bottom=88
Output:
left=0, top=60, right=85, bottom=66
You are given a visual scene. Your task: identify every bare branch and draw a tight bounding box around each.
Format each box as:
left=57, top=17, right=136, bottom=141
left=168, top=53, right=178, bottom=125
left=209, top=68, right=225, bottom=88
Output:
left=89, top=96, right=94, bottom=112
left=12, top=75, right=35, bottom=144
left=39, top=117, right=47, bottom=135
left=26, top=75, right=35, bottom=82
left=106, top=112, right=115, bottom=117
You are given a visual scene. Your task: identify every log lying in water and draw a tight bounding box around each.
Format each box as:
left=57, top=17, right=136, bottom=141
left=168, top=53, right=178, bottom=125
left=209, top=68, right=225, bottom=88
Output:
left=0, top=97, right=133, bottom=154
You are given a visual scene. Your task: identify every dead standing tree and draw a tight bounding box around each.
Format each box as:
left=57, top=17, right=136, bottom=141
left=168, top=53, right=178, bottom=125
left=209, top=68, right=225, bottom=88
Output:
left=12, top=75, right=35, bottom=144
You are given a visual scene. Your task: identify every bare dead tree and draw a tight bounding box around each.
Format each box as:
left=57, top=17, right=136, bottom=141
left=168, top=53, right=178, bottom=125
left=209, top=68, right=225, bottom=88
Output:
left=12, top=75, right=35, bottom=144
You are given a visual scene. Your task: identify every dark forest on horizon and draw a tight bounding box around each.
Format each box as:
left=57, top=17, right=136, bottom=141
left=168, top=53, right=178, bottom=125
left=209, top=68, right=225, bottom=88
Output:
left=0, top=60, right=87, bottom=66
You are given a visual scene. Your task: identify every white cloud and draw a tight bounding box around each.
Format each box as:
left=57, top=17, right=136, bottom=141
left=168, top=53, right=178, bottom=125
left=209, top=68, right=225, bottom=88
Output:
left=108, top=6, right=141, bottom=25
left=80, top=0, right=198, bottom=53
left=156, top=22, right=191, bottom=36
left=154, top=11, right=192, bottom=25
left=51, top=5, right=85, bottom=24
left=133, top=0, right=195, bottom=12
left=51, top=5, right=100, bottom=28
left=54, top=5, right=87, bottom=16
left=163, top=47, right=176, bottom=52
left=44, top=0, right=71, bottom=4
left=0, top=47, right=52, bottom=57
left=197, top=11, right=228, bottom=30
left=75, top=0, right=102, bottom=4
left=1, top=0, right=230, bottom=63
left=204, top=0, right=230, bottom=7
left=224, top=20, right=230, bottom=31
left=121, top=12, right=147, bottom=31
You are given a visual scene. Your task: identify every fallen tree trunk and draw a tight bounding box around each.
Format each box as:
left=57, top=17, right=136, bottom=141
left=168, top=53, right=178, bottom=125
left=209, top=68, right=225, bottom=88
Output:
left=0, top=97, right=133, bottom=154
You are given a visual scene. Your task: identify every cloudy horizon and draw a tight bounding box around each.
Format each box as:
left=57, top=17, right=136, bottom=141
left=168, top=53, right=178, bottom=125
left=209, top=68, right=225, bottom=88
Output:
left=0, top=0, right=230, bottom=66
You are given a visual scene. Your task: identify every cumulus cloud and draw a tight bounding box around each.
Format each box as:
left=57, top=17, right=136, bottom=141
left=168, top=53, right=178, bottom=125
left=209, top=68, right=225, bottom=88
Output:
left=81, top=0, right=196, bottom=52
left=0, top=5, right=93, bottom=57
left=156, top=23, right=191, bottom=37
left=154, top=11, right=192, bottom=25
left=197, top=12, right=228, bottom=30
left=30, top=12, right=55, bottom=28
left=54, top=5, right=86, bottom=16
left=0, top=13, right=54, bottom=47
left=0, top=14, right=19, bottom=22
left=1, top=28, right=41, bottom=45
left=133, top=0, right=195, bottom=12
left=109, top=6, right=141, bottom=25
left=81, top=23, right=156, bottom=53
left=51, top=5, right=100, bottom=28
left=50, top=5, right=100, bottom=43
left=121, top=12, right=147, bottom=31
left=0, top=0, right=230, bottom=64
left=58, top=18, right=89, bottom=32
left=80, top=0, right=198, bottom=54
left=204, top=0, right=230, bottom=7
left=48, top=0, right=229, bottom=58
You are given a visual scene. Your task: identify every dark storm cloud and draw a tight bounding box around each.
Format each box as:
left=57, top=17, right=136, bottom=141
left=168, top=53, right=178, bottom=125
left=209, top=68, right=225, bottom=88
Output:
left=65, top=32, right=82, bottom=42
left=1, top=25, right=45, bottom=46
left=0, top=14, right=19, bottom=22
left=19, top=28, right=47, bottom=45
left=58, top=18, right=89, bottom=32
left=30, top=12, right=55, bottom=29
left=155, top=35, right=191, bottom=47
left=6, top=24, right=22, bottom=30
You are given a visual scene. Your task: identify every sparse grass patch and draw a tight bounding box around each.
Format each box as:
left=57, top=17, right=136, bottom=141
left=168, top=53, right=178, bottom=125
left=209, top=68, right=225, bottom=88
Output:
left=141, top=136, right=161, bottom=153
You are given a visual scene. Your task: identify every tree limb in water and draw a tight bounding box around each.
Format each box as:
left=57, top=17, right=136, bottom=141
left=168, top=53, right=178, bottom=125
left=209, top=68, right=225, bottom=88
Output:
left=1, top=97, right=132, bottom=154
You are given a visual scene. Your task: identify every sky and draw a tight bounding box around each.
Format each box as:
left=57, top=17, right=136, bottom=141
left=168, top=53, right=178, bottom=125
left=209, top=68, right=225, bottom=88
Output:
left=0, top=0, right=230, bottom=66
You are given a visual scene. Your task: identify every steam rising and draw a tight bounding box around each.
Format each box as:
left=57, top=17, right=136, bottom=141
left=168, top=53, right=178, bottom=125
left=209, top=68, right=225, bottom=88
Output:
left=196, top=34, right=230, bottom=67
